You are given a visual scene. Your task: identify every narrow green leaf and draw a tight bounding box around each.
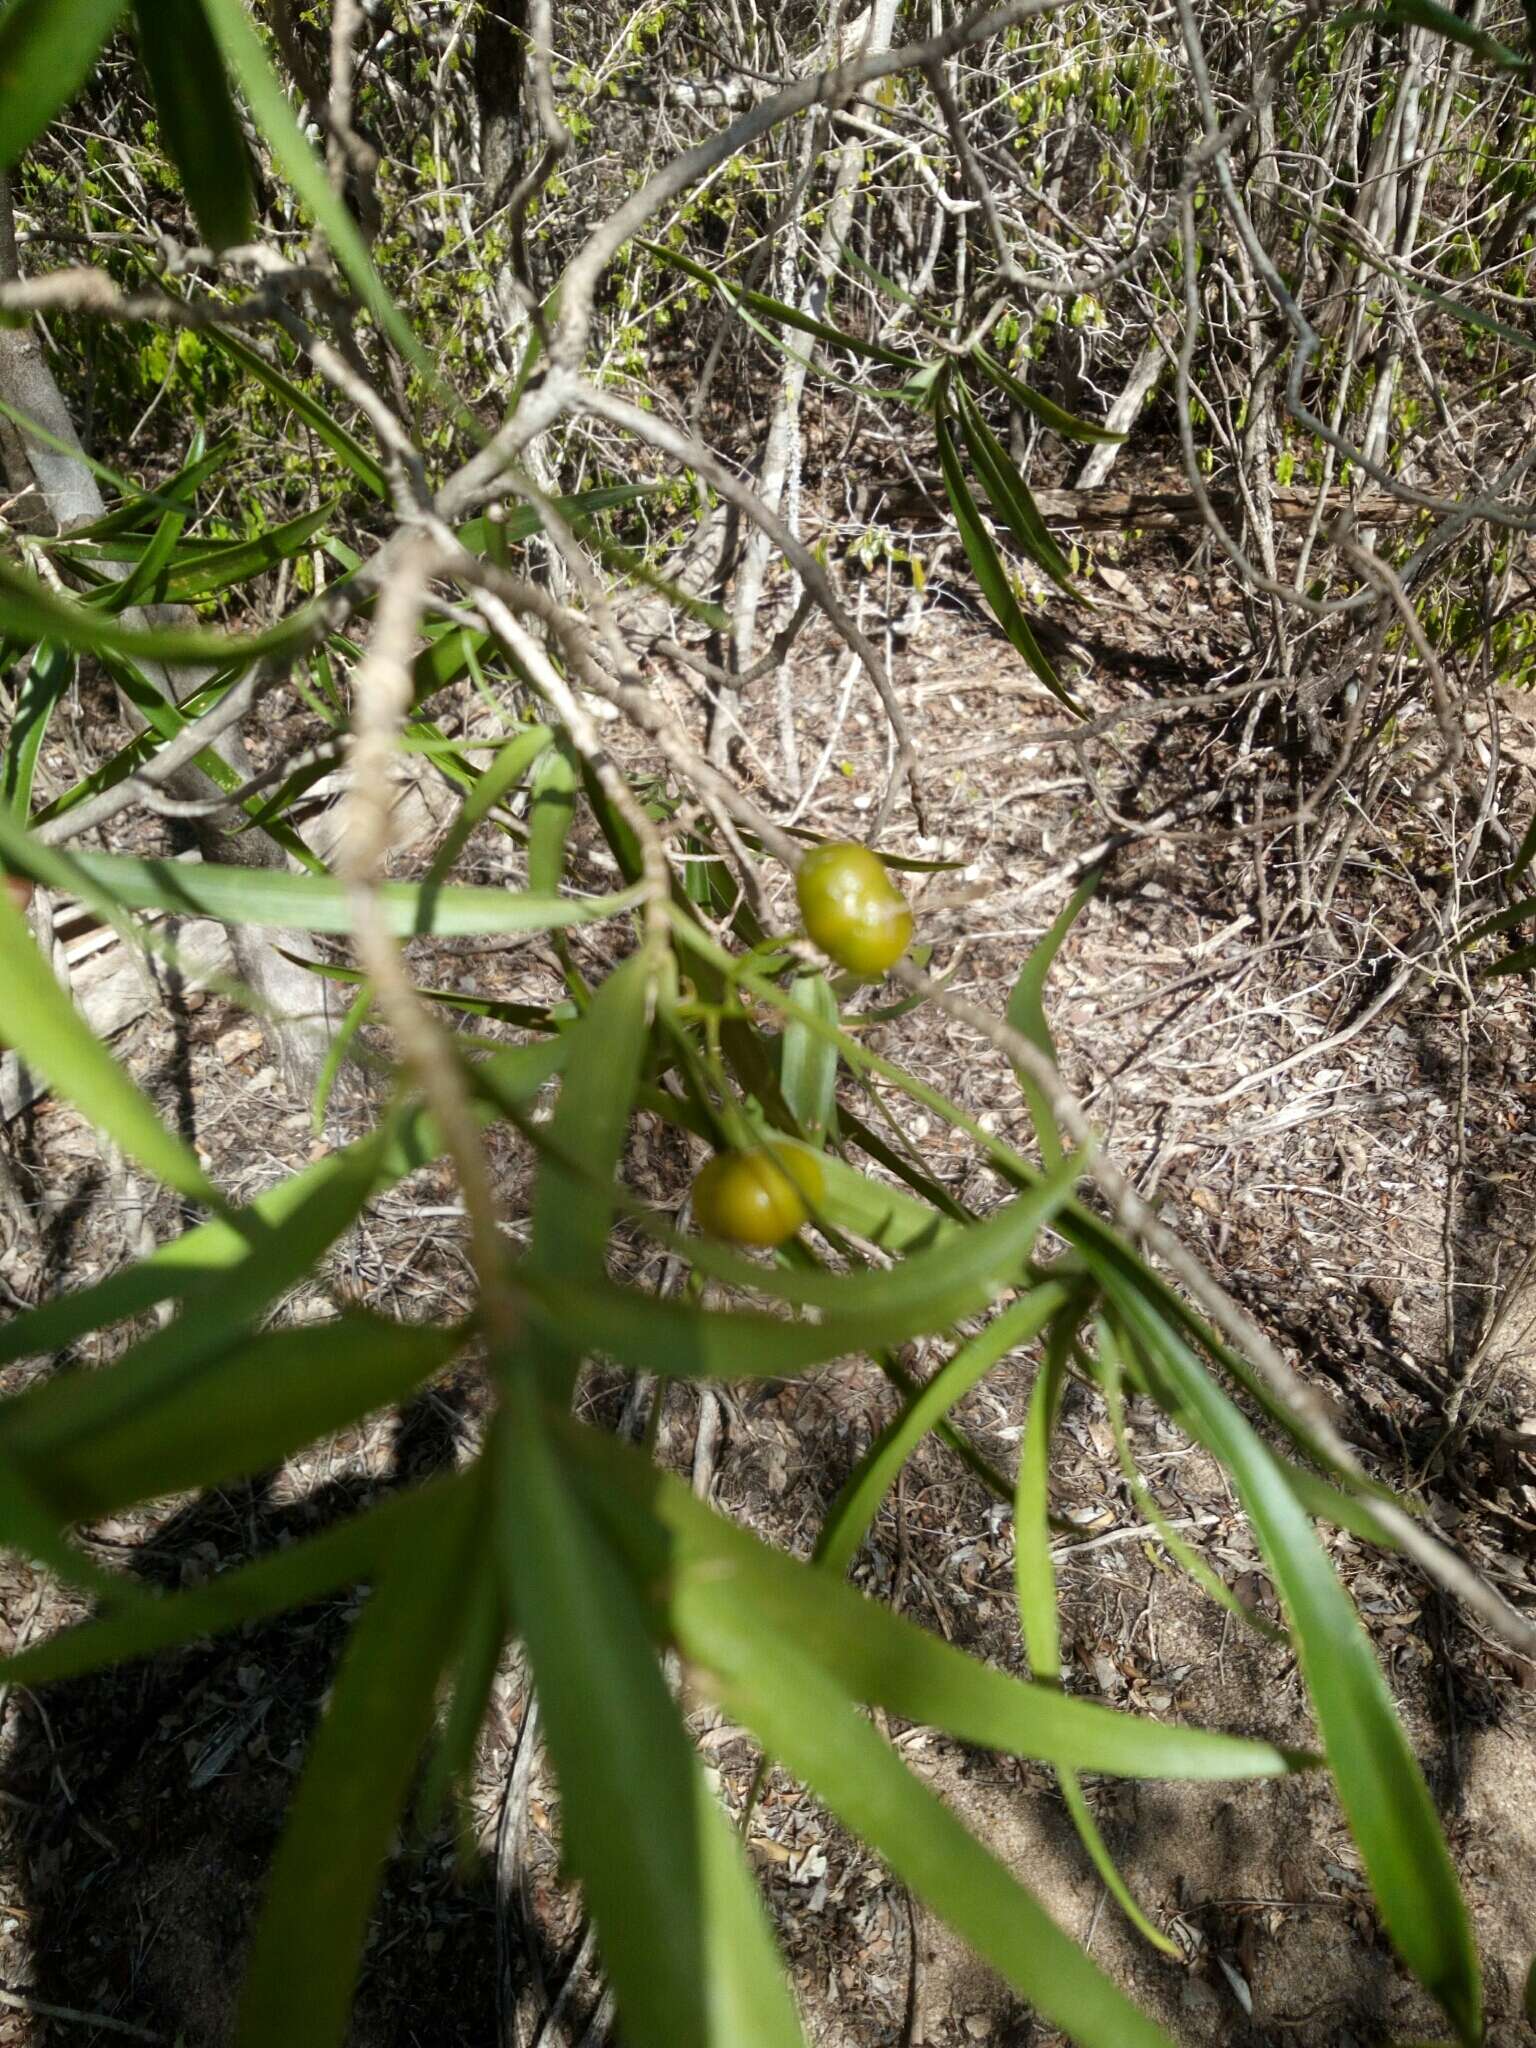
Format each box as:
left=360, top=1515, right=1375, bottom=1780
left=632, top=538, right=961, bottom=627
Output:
left=523, top=1162, right=1074, bottom=1380
left=525, top=739, right=579, bottom=895
left=529, top=950, right=650, bottom=1282
left=21, top=1314, right=463, bottom=1522
left=973, top=348, right=1126, bottom=443
left=413, top=1558, right=506, bottom=1840
left=497, top=1381, right=804, bottom=2048
left=204, top=330, right=388, bottom=499
left=282, top=947, right=563, bottom=1036
left=641, top=241, right=924, bottom=372
left=1015, top=1316, right=1177, bottom=1954
left=934, top=412, right=1080, bottom=714
left=1005, top=868, right=1099, bottom=1167
left=563, top=1416, right=1303, bottom=1784
left=456, top=482, right=666, bottom=556
left=98, top=648, right=321, bottom=871
left=779, top=971, right=840, bottom=1144
left=1110, top=1287, right=1482, bottom=2043
left=1476, top=943, right=1536, bottom=979
left=421, top=723, right=554, bottom=892
left=818, top=1284, right=1069, bottom=1576
left=1460, top=893, right=1536, bottom=951
left=97, top=500, right=189, bottom=614
left=131, top=0, right=253, bottom=250
left=42, top=846, right=646, bottom=937
left=3, top=639, right=72, bottom=818
left=0, top=0, right=128, bottom=166
left=235, top=1475, right=479, bottom=2048
left=1280, top=1461, right=1408, bottom=1549
left=158, top=500, right=336, bottom=600
left=1335, top=0, right=1525, bottom=61
left=61, top=435, right=236, bottom=541
left=0, top=1135, right=395, bottom=1456
left=311, top=980, right=374, bottom=1132
left=199, top=0, right=430, bottom=379
left=955, top=381, right=1079, bottom=596
left=718, top=1634, right=1177, bottom=2048
left=0, top=1441, right=149, bottom=1602
left=0, top=388, right=157, bottom=517
left=0, top=883, right=216, bottom=1203
left=0, top=552, right=326, bottom=664
left=0, top=1040, right=566, bottom=1368
left=1092, top=1320, right=1280, bottom=1640
left=0, top=1472, right=467, bottom=1688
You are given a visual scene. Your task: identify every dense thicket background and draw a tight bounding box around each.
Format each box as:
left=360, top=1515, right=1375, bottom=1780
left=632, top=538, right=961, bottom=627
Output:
left=2, top=2, right=1536, bottom=2044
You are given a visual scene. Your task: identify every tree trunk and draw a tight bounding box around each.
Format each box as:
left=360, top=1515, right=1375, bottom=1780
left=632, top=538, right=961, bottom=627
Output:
left=474, top=0, right=529, bottom=217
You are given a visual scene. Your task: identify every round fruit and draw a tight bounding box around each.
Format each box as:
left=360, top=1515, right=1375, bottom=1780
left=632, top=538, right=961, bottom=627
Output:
left=795, top=842, right=912, bottom=979
left=692, top=1143, right=824, bottom=1248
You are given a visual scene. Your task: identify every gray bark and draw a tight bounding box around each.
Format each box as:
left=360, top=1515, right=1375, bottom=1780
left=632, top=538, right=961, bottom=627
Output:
left=474, top=0, right=530, bottom=216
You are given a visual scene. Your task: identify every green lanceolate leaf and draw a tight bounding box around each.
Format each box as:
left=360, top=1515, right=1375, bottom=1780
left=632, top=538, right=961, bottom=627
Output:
left=0, top=882, right=217, bottom=1204
left=0, top=1109, right=388, bottom=1369
left=641, top=241, right=924, bottom=373
left=817, top=1283, right=1070, bottom=1576
left=0, top=1038, right=567, bottom=1371
left=3, top=639, right=72, bottom=818
left=156, top=500, right=337, bottom=601
left=1510, top=809, right=1536, bottom=886
left=525, top=951, right=653, bottom=1394
left=717, top=1631, right=1177, bottom=2048
left=131, top=0, right=253, bottom=250
left=521, top=1158, right=1076, bottom=1381
left=525, top=739, right=580, bottom=895
left=1091, top=1319, right=1279, bottom=1641
left=0, top=0, right=128, bottom=166
left=15, top=1314, right=464, bottom=1523
left=1015, top=1317, right=1177, bottom=1955
left=954, top=381, right=1079, bottom=597
left=973, top=348, right=1126, bottom=443
left=421, top=724, right=554, bottom=892
left=933, top=411, right=1080, bottom=714
left=0, top=1441, right=148, bottom=1602
left=1336, top=0, right=1525, bottom=62
left=413, top=1558, right=506, bottom=1841
left=0, top=552, right=326, bottom=664
left=204, top=330, right=389, bottom=499
left=0, top=1473, right=468, bottom=1688
left=497, top=1380, right=804, bottom=2048
left=62, top=435, right=236, bottom=541
left=235, top=1473, right=481, bottom=2048
left=0, top=1040, right=569, bottom=1376
left=1110, top=1287, right=1482, bottom=2044
left=197, top=0, right=435, bottom=385
left=529, top=950, right=651, bottom=1277
left=456, top=482, right=666, bottom=557
left=1006, top=868, right=1100, bottom=1168
left=97, top=498, right=189, bottom=614
left=33, top=846, right=646, bottom=937
left=779, top=971, right=840, bottom=1144
left=562, top=1415, right=1304, bottom=1783
left=0, top=1135, right=399, bottom=1457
